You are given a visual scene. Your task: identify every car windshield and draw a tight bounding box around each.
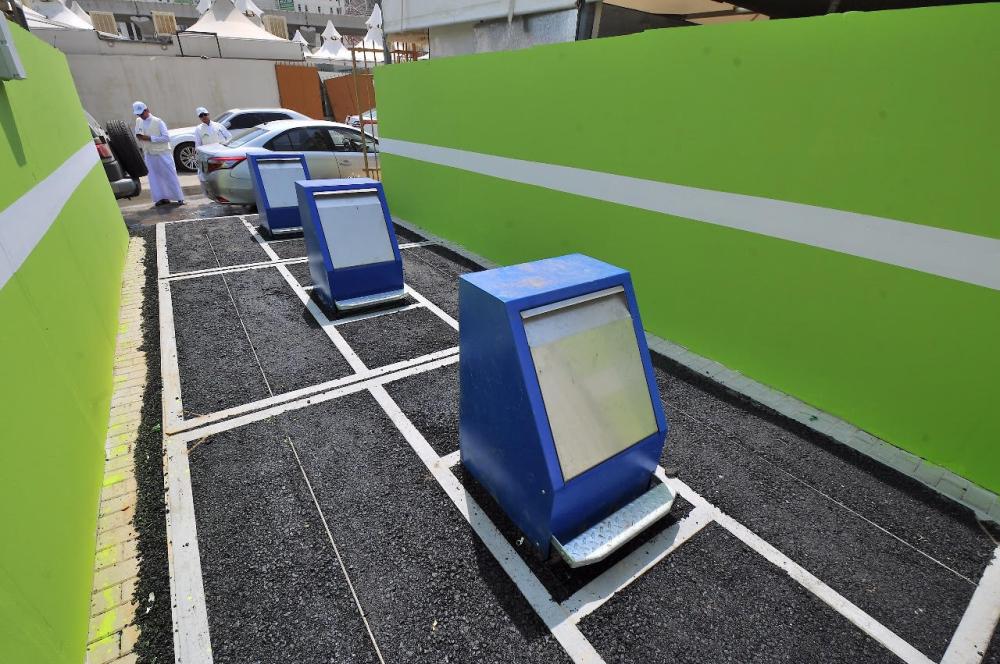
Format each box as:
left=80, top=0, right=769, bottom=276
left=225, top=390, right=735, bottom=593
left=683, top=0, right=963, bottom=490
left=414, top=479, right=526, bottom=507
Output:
left=226, top=128, right=267, bottom=147
left=215, top=111, right=234, bottom=125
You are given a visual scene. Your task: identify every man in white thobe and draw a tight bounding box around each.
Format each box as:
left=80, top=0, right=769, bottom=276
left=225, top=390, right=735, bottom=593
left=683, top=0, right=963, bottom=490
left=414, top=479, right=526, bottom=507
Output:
left=192, top=106, right=232, bottom=191
left=133, top=101, right=184, bottom=207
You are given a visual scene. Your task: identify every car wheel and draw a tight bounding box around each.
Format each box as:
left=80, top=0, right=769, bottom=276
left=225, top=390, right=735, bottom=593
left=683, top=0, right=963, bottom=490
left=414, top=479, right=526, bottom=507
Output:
left=105, top=120, right=148, bottom=179
left=174, top=142, right=198, bottom=173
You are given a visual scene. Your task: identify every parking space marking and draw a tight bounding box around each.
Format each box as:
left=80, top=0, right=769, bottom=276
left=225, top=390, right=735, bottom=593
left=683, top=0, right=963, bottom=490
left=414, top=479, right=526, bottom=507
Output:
left=369, top=385, right=606, bottom=663
left=167, top=347, right=459, bottom=436
left=158, top=279, right=186, bottom=432
left=663, top=472, right=936, bottom=664
left=163, top=435, right=214, bottom=663
left=941, top=546, right=1000, bottom=664
left=163, top=257, right=307, bottom=282
left=404, top=284, right=459, bottom=330
left=155, top=222, right=169, bottom=280
left=439, top=450, right=461, bottom=469
left=561, top=505, right=714, bottom=624
left=239, top=216, right=283, bottom=263
left=168, top=354, right=462, bottom=445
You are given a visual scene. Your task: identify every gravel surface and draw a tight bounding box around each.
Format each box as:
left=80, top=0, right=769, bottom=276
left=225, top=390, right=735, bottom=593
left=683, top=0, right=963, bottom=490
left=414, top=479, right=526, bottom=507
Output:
left=128, top=226, right=175, bottom=664
left=170, top=276, right=271, bottom=416
left=285, top=261, right=313, bottom=287
left=336, top=306, right=458, bottom=369
left=580, top=523, right=900, bottom=663
left=652, top=357, right=995, bottom=581
left=658, top=374, right=980, bottom=660
left=384, top=364, right=460, bottom=456
left=188, top=415, right=380, bottom=663
left=288, top=393, right=572, bottom=663
left=269, top=236, right=307, bottom=259
left=394, top=224, right=426, bottom=243
left=164, top=217, right=267, bottom=273
left=401, top=246, right=482, bottom=319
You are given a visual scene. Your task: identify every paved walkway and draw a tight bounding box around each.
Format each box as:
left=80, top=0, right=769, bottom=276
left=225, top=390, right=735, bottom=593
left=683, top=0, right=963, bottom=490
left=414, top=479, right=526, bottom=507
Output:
left=86, top=239, right=147, bottom=664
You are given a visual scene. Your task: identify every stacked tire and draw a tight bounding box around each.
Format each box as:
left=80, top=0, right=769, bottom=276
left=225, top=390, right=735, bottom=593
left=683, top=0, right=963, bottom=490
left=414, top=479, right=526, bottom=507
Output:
left=105, top=120, right=148, bottom=179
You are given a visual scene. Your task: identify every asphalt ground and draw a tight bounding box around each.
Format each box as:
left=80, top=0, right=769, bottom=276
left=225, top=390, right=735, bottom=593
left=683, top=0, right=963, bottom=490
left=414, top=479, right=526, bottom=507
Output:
left=148, top=209, right=1000, bottom=664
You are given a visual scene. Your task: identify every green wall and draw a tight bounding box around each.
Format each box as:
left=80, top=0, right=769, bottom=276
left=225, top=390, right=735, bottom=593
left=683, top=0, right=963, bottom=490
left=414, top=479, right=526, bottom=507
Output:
left=376, top=5, right=1000, bottom=493
left=0, top=26, right=128, bottom=663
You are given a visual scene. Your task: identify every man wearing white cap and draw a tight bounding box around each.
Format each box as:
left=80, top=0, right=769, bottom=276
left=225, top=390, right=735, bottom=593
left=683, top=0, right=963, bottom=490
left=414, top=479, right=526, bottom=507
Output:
left=193, top=107, right=231, bottom=149
left=133, top=101, right=184, bottom=207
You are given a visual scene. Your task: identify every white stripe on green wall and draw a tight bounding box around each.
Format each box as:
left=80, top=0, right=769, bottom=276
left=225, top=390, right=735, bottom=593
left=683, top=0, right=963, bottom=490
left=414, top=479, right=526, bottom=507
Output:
left=379, top=138, right=1000, bottom=292
left=0, top=142, right=98, bottom=290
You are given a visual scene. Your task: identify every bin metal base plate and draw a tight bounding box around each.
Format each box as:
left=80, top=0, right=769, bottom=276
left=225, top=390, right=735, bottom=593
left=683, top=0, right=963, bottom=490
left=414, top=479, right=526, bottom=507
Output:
left=335, top=288, right=407, bottom=312
left=552, top=482, right=676, bottom=568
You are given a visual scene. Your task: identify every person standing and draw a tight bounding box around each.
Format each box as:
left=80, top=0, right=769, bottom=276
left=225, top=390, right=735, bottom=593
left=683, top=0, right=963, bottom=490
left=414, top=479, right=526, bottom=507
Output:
left=193, top=106, right=232, bottom=149
left=133, top=101, right=184, bottom=207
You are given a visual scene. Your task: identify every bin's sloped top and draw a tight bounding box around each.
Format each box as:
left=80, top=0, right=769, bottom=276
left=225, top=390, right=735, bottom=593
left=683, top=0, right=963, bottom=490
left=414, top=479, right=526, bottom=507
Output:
left=297, top=178, right=382, bottom=193
left=462, top=254, right=627, bottom=303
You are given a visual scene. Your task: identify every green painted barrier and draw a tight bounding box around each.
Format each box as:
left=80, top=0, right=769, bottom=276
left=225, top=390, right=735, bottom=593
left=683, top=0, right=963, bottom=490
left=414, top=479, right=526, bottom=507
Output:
left=0, top=26, right=128, bottom=663
left=375, top=4, right=1000, bottom=494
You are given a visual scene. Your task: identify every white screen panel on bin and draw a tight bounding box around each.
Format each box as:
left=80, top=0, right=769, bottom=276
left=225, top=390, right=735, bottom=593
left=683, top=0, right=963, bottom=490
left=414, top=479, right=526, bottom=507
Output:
left=315, top=191, right=396, bottom=269
left=522, top=287, right=657, bottom=482
left=260, top=161, right=307, bottom=208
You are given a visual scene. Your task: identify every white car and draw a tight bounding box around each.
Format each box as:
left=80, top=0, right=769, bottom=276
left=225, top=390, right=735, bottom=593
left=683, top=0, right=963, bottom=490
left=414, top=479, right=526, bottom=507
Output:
left=168, top=108, right=310, bottom=172
left=345, top=108, right=377, bottom=139
left=196, top=120, right=379, bottom=206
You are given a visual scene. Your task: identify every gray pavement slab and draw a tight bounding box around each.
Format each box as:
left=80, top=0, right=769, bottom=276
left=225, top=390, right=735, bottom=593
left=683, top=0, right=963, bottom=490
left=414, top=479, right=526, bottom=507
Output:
left=164, top=216, right=268, bottom=274
left=579, top=523, right=900, bottom=663
left=263, top=393, right=572, bottom=663
left=188, top=417, right=380, bottom=663
left=336, top=306, right=458, bottom=369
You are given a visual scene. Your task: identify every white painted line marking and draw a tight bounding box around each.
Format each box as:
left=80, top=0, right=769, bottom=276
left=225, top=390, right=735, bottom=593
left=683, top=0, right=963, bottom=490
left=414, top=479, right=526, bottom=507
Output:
left=0, top=143, right=98, bottom=290
left=169, top=354, right=461, bottom=445
left=156, top=222, right=170, bottom=280
left=404, top=284, right=459, bottom=331
left=941, top=546, right=1000, bottom=664
left=164, top=425, right=214, bottom=662
left=164, top=257, right=307, bottom=282
left=161, top=213, right=248, bottom=226
left=439, top=449, right=461, bottom=469
left=398, top=240, right=437, bottom=249
left=158, top=278, right=186, bottom=433
left=166, top=347, right=459, bottom=435
left=286, top=437, right=387, bottom=663
left=661, top=471, right=936, bottom=664
left=275, top=261, right=368, bottom=373
left=240, top=216, right=282, bottom=262
left=561, top=505, right=714, bottom=623
left=369, top=385, right=605, bottom=663
left=379, top=138, right=1000, bottom=291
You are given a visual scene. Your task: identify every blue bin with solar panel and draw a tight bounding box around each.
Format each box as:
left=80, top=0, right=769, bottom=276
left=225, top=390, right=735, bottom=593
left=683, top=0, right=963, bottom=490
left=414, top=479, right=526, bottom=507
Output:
left=296, top=178, right=405, bottom=312
left=248, top=153, right=312, bottom=236
left=458, top=254, right=673, bottom=567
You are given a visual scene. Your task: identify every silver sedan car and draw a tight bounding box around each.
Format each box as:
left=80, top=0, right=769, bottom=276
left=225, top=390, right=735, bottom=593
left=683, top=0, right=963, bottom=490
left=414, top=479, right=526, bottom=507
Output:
left=196, top=120, right=379, bottom=206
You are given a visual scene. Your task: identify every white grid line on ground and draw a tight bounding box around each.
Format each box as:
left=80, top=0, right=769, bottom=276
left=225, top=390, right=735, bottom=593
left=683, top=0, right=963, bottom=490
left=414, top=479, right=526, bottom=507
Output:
left=404, top=284, right=459, bottom=330
left=440, top=449, right=461, bottom=468
left=163, top=434, right=214, bottom=663
left=157, top=279, right=186, bottom=434
left=165, top=347, right=458, bottom=436
left=164, top=257, right=307, bottom=282
left=155, top=222, right=169, bottom=280
left=662, top=471, right=936, bottom=664
left=560, top=504, right=714, bottom=624
left=369, top=385, right=606, bottom=663
left=941, top=547, right=1000, bottom=664
left=167, top=354, right=461, bottom=446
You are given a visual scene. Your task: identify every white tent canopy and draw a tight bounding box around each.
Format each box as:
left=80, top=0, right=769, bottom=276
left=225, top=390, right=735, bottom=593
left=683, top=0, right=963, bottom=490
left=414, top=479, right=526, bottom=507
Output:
left=234, top=0, right=263, bottom=17
left=291, top=29, right=310, bottom=46
left=69, top=1, right=93, bottom=26
left=196, top=0, right=211, bottom=13
left=365, top=3, right=382, bottom=28
left=30, top=0, right=93, bottom=29
left=320, top=20, right=341, bottom=40
left=186, top=0, right=285, bottom=40
left=305, top=36, right=383, bottom=64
